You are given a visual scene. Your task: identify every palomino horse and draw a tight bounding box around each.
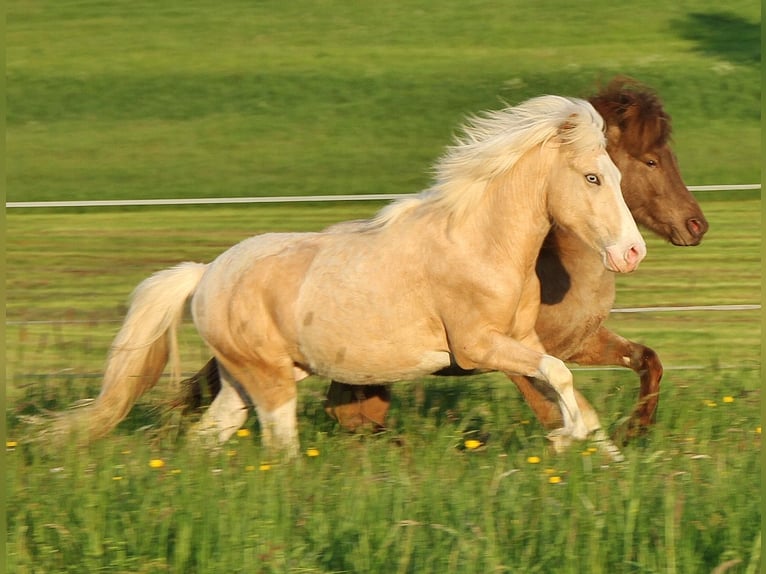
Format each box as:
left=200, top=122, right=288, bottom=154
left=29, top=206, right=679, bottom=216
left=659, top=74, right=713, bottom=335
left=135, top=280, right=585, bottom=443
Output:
left=53, top=96, right=645, bottom=456
left=183, top=78, right=708, bottom=456
left=325, top=78, right=709, bottom=447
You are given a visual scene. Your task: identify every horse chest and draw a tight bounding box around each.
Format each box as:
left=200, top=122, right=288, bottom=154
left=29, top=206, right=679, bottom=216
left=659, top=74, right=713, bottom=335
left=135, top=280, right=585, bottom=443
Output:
left=535, top=243, right=615, bottom=359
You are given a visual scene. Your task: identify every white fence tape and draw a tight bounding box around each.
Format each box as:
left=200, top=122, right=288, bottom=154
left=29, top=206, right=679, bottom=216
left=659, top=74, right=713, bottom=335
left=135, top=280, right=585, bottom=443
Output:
left=5, top=184, right=761, bottom=209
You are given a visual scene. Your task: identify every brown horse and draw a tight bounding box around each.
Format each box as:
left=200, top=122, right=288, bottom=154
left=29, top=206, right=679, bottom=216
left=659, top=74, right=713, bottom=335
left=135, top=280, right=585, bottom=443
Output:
left=52, top=95, right=645, bottom=457
left=182, top=77, right=708, bottom=450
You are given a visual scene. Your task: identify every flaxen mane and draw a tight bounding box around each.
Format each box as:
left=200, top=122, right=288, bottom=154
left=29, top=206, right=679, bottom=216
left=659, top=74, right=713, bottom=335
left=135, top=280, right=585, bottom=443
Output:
left=366, top=96, right=605, bottom=228
left=589, top=77, right=672, bottom=157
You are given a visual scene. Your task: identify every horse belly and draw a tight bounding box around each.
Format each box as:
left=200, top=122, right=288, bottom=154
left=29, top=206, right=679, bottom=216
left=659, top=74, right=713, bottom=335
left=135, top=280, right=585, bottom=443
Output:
left=297, top=307, right=452, bottom=383
left=296, top=241, right=452, bottom=383
left=314, top=348, right=453, bottom=385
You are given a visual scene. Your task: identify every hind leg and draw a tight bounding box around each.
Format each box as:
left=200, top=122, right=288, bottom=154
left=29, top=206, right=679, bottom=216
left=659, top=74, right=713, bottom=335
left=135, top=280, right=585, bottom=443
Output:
left=255, top=397, right=299, bottom=458
left=191, top=369, right=249, bottom=444
left=219, top=357, right=301, bottom=457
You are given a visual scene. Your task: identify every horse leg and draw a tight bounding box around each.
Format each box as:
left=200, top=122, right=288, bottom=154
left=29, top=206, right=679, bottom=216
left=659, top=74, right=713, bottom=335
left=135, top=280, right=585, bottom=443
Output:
left=254, top=396, right=299, bottom=457
left=568, top=326, right=663, bottom=443
left=218, top=358, right=301, bottom=458
left=175, top=357, right=221, bottom=413
left=534, top=356, right=589, bottom=441
left=190, top=367, right=250, bottom=444
left=451, top=329, right=589, bottom=441
left=324, top=381, right=391, bottom=432
left=510, top=375, right=624, bottom=461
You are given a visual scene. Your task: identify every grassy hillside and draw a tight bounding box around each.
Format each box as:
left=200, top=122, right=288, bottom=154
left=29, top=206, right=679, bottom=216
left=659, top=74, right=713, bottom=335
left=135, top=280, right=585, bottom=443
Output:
left=7, top=1, right=760, bottom=203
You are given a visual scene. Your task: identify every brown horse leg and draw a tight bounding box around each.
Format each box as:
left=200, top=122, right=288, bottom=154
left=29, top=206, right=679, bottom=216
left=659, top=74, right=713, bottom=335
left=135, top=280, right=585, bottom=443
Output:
left=509, top=375, right=605, bottom=432
left=509, top=375, right=564, bottom=429
left=567, top=326, right=663, bottom=442
left=174, top=357, right=222, bottom=412
left=324, top=381, right=391, bottom=432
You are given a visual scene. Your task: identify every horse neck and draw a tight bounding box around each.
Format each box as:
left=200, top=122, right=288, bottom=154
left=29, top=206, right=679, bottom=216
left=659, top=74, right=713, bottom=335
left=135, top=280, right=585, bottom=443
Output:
left=460, top=165, right=554, bottom=272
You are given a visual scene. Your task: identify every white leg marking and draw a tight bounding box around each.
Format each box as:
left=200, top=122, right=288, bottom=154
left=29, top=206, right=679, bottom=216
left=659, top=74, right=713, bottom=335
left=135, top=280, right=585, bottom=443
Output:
left=193, top=378, right=249, bottom=444
left=538, top=355, right=588, bottom=440
left=256, top=397, right=299, bottom=458
left=591, top=429, right=625, bottom=463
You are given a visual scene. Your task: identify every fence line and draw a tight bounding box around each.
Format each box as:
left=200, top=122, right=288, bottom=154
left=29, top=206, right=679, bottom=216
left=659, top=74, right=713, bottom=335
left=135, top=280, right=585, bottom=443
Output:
left=5, top=184, right=761, bottom=209
left=5, top=303, right=760, bottom=326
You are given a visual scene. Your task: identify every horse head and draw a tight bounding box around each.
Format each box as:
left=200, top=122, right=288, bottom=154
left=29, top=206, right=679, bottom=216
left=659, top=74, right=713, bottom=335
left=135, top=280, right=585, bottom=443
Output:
left=591, top=77, right=709, bottom=246
left=543, top=98, right=646, bottom=273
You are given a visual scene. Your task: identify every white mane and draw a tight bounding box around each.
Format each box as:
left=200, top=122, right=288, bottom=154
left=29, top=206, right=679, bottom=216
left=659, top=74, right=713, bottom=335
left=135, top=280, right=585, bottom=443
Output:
left=367, top=95, right=606, bottom=228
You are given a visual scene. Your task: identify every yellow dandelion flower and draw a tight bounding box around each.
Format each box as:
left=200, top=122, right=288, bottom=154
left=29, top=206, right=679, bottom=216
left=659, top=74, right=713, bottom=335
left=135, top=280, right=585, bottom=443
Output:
left=306, top=448, right=320, bottom=457
left=259, top=463, right=272, bottom=471
left=6, top=441, right=18, bottom=449
left=464, top=439, right=482, bottom=450
left=148, top=459, right=165, bottom=469
left=527, top=456, right=541, bottom=464
left=722, top=396, right=734, bottom=403
left=236, top=428, right=251, bottom=438
left=756, top=426, right=761, bottom=435
left=548, top=476, right=562, bottom=484
left=112, top=476, right=123, bottom=481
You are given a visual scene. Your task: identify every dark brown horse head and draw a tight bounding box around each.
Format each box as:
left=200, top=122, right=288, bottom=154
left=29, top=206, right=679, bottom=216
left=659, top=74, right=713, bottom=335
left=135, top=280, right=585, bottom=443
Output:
left=590, top=77, right=708, bottom=246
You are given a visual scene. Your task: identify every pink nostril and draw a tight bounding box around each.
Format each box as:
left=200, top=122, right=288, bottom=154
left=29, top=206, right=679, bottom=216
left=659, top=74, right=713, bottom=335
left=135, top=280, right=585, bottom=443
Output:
left=625, top=245, right=642, bottom=267
left=686, top=217, right=707, bottom=238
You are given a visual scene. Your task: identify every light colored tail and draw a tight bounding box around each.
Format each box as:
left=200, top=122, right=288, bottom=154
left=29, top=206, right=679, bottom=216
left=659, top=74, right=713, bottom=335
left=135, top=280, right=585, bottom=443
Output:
left=53, top=262, right=208, bottom=441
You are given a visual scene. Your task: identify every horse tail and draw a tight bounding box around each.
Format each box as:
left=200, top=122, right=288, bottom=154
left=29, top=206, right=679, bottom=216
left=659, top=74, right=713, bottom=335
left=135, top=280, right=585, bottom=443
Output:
left=53, top=262, right=208, bottom=441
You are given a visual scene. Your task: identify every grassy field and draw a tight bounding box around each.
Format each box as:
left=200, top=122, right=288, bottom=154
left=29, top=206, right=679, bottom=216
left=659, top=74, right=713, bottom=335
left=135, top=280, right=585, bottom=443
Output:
left=7, top=0, right=761, bottom=204
left=5, top=198, right=761, bottom=573
left=5, top=1, right=761, bottom=573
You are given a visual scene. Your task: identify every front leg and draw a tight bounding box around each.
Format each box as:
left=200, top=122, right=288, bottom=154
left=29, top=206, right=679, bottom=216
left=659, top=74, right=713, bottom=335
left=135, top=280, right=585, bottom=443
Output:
left=451, top=331, right=589, bottom=442
left=568, top=325, right=663, bottom=441
left=509, top=375, right=624, bottom=461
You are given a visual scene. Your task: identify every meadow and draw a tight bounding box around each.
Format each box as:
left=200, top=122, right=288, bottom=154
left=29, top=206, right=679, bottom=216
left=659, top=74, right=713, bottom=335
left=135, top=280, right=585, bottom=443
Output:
left=5, top=1, right=761, bottom=572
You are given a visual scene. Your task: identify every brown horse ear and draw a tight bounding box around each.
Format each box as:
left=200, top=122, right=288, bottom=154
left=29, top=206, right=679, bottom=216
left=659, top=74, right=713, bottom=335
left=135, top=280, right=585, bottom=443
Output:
left=606, top=123, right=622, bottom=144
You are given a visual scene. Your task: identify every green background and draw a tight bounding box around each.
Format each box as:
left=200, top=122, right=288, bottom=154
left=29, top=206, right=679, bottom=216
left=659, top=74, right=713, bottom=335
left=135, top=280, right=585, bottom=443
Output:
left=6, top=2, right=761, bottom=573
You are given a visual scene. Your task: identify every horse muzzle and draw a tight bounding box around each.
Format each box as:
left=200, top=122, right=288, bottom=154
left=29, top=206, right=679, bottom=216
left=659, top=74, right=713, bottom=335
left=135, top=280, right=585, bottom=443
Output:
left=604, top=241, right=646, bottom=273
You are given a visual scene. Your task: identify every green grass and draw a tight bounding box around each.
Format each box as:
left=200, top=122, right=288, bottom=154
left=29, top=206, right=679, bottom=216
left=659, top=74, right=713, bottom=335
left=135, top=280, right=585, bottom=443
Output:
left=5, top=1, right=761, bottom=572
left=7, top=0, right=760, bottom=203
left=5, top=197, right=761, bottom=573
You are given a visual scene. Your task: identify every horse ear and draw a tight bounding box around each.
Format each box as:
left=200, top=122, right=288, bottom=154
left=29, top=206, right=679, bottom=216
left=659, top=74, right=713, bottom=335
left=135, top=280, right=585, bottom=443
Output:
left=549, top=117, right=577, bottom=147
left=606, top=124, right=622, bottom=144
left=557, top=117, right=577, bottom=135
